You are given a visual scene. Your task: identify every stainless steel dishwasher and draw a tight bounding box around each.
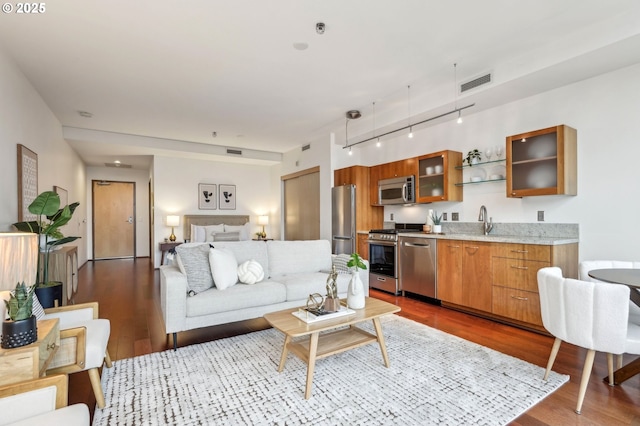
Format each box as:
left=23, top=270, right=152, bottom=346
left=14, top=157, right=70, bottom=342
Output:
left=399, top=236, right=437, bottom=299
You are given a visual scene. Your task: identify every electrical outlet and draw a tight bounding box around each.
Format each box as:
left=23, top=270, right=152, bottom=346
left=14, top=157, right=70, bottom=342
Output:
left=442, top=212, right=448, bottom=221
left=390, top=213, right=394, bottom=221
left=452, top=212, right=459, bottom=221
left=537, top=211, right=544, bottom=221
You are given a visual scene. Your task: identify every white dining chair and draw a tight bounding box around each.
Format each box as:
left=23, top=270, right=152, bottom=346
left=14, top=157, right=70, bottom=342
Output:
left=537, top=267, right=640, bottom=414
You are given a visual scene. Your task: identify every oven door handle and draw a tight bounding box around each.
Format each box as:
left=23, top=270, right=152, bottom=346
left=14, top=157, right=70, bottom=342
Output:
left=367, top=240, right=397, bottom=247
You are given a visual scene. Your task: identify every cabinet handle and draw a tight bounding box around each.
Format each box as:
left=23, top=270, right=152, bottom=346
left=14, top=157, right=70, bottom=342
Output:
left=510, top=250, right=529, bottom=254
left=511, top=296, right=529, bottom=301
left=47, top=342, right=56, bottom=351
left=448, top=245, right=460, bottom=248
left=376, top=277, right=386, bottom=282
left=467, top=246, right=479, bottom=250
left=510, top=265, right=529, bottom=270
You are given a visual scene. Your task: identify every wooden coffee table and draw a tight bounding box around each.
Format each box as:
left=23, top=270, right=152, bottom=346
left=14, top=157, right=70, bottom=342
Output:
left=264, top=297, right=400, bottom=399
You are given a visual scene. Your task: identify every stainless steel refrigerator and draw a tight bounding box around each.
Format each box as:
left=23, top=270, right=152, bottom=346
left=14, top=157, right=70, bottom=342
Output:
left=331, top=184, right=356, bottom=254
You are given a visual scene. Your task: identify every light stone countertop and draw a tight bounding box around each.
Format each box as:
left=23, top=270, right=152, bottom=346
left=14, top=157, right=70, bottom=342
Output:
left=396, top=232, right=578, bottom=246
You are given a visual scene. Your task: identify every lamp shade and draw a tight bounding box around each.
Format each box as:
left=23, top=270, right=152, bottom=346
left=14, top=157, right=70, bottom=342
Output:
left=258, top=215, right=269, bottom=226
left=0, top=232, right=38, bottom=291
left=166, top=215, right=180, bottom=227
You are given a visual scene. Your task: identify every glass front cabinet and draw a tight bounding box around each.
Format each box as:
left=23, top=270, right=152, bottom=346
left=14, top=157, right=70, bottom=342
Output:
left=506, top=125, right=577, bottom=198
left=416, top=150, right=463, bottom=203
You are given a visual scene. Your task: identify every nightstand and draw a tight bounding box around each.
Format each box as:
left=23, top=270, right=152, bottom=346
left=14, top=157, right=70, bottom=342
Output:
left=160, top=241, right=182, bottom=265
left=0, top=318, right=60, bottom=386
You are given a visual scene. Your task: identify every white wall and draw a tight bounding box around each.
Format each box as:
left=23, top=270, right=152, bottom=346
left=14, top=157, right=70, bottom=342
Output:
left=151, top=155, right=276, bottom=267
left=85, top=166, right=151, bottom=260
left=331, top=63, right=640, bottom=261
left=0, top=47, right=89, bottom=267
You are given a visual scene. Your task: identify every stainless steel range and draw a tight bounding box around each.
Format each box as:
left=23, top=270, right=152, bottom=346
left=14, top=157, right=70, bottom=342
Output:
left=368, top=224, right=423, bottom=294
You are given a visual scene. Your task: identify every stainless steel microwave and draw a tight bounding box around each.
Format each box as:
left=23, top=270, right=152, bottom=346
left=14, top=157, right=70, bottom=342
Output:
left=378, top=175, right=415, bottom=205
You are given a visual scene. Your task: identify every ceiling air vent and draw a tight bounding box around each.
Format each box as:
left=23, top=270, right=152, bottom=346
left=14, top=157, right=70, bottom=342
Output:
left=105, top=162, right=132, bottom=168
left=460, top=73, right=492, bottom=93
left=302, top=144, right=311, bottom=151
left=226, top=148, right=243, bottom=156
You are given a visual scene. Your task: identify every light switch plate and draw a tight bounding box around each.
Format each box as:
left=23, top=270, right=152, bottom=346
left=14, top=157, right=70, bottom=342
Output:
left=443, top=212, right=448, bottom=221
left=537, top=211, right=544, bottom=221
left=452, top=212, right=459, bottom=221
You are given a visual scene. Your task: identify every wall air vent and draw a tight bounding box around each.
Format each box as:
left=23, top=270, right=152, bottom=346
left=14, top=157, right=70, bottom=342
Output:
left=302, top=144, right=311, bottom=151
left=460, top=73, right=492, bottom=93
left=226, top=148, right=243, bottom=156
left=105, top=162, right=132, bottom=168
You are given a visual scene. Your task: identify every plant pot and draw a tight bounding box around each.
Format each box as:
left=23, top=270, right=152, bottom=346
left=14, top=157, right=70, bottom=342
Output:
left=1, top=315, right=37, bottom=349
left=432, top=225, right=442, bottom=234
left=324, top=297, right=341, bottom=312
left=35, top=282, right=63, bottom=308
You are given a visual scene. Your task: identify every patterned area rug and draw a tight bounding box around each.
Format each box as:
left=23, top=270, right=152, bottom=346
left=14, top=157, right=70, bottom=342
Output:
left=93, top=315, right=567, bottom=425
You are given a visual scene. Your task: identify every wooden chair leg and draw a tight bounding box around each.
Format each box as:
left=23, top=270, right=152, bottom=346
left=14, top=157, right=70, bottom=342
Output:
left=576, top=349, right=596, bottom=415
left=88, top=367, right=106, bottom=409
left=607, top=353, right=615, bottom=386
left=617, top=354, right=623, bottom=369
left=104, top=349, right=113, bottom=368
left=543, top=337, right=562, bottom=381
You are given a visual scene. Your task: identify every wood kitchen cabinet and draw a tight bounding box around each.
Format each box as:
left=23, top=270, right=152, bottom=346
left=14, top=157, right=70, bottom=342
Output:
left=491, top=242, right=578, bottom=329
left=437, top=240, right=491, bottom=311
left=369, top=158, right=417, bottom=205
left=416, top=150, right=462, bottom=203
left=506, top=125, right=577, bottom=198
left=333, top=166, right=383, bottom=233
left=357, top=233, right=369, bottom=261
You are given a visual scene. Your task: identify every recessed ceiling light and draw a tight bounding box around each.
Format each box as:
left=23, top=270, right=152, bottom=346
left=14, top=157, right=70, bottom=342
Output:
left=293, top=42, right=308, bottom=51
left=78, top=110, right=93, bottom=118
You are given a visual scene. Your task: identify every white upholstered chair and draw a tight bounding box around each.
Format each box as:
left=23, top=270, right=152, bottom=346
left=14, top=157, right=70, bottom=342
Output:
left=0, top=291, right=112, bottom=409
left=537, top=267, right=640, bottom=414
left=0, top=374, right=89, bottom=426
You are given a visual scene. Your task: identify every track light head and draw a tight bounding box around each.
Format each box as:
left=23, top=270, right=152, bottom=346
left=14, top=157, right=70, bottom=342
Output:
left=346, top=110, right=361, bottom=120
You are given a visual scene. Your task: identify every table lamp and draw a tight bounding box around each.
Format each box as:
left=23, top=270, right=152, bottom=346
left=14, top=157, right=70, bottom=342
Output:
left=0, top=232, right=38, bottom=291
left=166, top=215, right=180, bottom=242
left=258, top=215, right=269, bottom=239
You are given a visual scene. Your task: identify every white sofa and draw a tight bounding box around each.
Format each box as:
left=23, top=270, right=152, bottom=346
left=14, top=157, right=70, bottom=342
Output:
left=160, top=239, right=369, bottom=348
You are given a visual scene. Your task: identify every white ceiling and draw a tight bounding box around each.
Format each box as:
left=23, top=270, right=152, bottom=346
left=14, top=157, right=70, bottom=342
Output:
left=1, top=1, right=640, bottom=168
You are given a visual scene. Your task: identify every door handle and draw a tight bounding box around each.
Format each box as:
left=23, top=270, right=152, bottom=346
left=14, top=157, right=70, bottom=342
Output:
left=127, top=216, right=133, bottom=224
left=404, top=242, right=430, bottom=248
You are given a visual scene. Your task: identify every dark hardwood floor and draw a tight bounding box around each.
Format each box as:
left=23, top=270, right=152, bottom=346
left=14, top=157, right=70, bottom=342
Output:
left=70, top=258, right=640, bottom=425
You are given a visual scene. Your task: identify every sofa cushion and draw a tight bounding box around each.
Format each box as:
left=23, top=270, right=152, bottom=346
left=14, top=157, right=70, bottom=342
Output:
left=186, top=280, right=286, bottom=317
left=237, top=260, right=264, bottom=284
left=267, top=240, right=332, bottom=277
left=273, top=271, right=352, bottom=301
left=175, top=244, right=214, bottom=294
left=209, top=248, right=238, bottom=290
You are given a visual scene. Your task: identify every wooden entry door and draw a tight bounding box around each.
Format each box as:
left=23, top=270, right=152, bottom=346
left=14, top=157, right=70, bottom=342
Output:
left=282, top=167, right=320, bottom=240
left=93, top=180, right=136, bottom=259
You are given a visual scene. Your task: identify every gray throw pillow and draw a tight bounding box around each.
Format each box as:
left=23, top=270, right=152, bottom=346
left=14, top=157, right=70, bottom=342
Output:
left=175, top=244, right=214, bottom=295
left=332, top=254, right=353, bottom=274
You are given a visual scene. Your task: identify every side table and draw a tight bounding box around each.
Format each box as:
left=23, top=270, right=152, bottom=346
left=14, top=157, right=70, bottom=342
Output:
left=0, top=318, right=60, bottom=386
left=160, top=241, right=182, bottom=265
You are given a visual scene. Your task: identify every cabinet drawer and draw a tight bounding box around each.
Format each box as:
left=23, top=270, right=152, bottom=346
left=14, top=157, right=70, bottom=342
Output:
left=492, top=287, right=542, bottom=326
left=492, top=257, right=549, bottom=292
left=492, top=243, right=550, bottom=262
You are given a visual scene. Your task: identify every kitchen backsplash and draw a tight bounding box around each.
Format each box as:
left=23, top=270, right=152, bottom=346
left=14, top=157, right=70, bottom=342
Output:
left=439, top=222, right=579, bottom=238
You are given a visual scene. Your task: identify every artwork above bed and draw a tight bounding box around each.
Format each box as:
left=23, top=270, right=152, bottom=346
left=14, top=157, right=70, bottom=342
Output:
left=183, top=214, right=250, bottom=243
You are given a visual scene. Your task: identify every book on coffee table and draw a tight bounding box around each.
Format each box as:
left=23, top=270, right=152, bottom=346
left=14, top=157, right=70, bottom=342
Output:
left=292, top=306, right=356, bottom=323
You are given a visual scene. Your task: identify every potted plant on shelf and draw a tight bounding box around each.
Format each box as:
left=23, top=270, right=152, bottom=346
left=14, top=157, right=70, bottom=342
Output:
left=430, top=211, right=443, bottom=234
left=463, top=149, right=482, bottom=166
left=12, top=191, right=80, bottom=308
left=346, top=253, right=367, bottom=309
left=1, top=282, right=37, bottom=349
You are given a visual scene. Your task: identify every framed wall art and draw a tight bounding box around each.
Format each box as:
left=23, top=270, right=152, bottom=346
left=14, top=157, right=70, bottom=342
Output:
left=17, top=144, right=38, bottom=221
left=198, top=183, right=217, bottom=210
left=54, top=186, right=68, bottom=207
left=219, top=184, right=236, bottom=210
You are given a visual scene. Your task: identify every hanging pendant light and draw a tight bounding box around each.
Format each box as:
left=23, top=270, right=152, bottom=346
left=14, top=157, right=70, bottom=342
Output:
left=407, top=85, right=413, bottom=138
left=454, top=63, right=463, bottom=124
left=372, top=102, right=382, bottom=147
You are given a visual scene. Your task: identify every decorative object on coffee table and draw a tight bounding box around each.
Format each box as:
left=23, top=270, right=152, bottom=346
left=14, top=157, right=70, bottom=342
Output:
left=1, top=282, right=37, bottom=349
left=347, top=253, right=366, bottom=309
left=324, top=265, right=340, bottom=312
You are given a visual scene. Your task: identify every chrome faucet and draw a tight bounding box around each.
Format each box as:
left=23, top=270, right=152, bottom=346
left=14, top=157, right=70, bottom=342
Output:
left=478, top=205, right=493, bottom=235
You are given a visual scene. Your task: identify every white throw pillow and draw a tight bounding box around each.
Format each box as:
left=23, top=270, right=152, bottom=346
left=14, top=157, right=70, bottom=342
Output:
left=237, top=260, right=265, bottom=284
left=224, top=224, right=250, bottom=241
left=190, top=224, right=206, bottom=243
left=209, top=248, right=238, bottom=290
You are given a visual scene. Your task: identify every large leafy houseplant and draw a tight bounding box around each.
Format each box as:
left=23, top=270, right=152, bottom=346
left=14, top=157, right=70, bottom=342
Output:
left=12, top=191, right=80, bottom=289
